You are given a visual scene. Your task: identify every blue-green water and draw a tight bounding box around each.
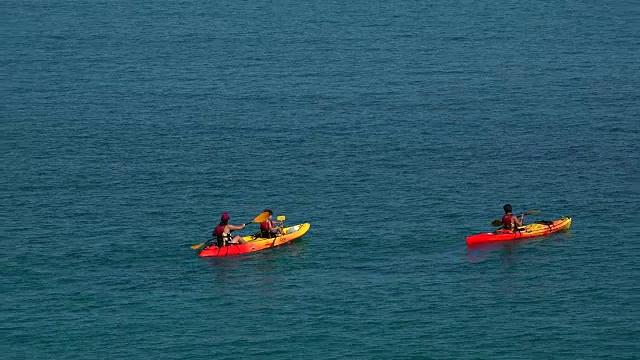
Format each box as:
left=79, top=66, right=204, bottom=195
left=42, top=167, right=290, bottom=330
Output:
left=2, top=0, right=639, bottom=358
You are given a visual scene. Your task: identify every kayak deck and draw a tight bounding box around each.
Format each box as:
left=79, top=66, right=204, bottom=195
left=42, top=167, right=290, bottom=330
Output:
left=199, top=223, right=310, bottom=257
left=466, top=217, right=571, bottom=245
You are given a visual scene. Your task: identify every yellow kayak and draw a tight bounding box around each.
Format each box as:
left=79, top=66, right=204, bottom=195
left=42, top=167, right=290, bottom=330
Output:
left=199, top=223, right=310, bottom=257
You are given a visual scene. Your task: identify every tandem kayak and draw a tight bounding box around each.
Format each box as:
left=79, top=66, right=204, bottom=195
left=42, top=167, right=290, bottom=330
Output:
left=466, top=217, right=571, bottom=246
left=199, top=223, right=310, bottom=257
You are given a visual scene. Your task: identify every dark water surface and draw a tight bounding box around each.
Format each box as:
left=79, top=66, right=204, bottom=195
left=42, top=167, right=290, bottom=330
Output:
left=2, top=0, right=639, bottom=358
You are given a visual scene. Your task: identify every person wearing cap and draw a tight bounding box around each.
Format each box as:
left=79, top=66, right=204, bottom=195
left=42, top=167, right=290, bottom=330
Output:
left=502, top=204, right=524, bottom=231
left=259, top=209, right=283, bottom=238
left=213, top=212, right=246, bottom=247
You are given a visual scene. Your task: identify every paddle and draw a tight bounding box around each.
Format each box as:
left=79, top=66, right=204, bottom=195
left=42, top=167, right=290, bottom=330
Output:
left=245, top=211, right=271, bottom=227
left=270, top=215, right=286, bottom=246
left=190, top=211, right=271, bottom=250
left=276, top=215, right=286, bottom=235
left=490, top=209, right=539, bottom=227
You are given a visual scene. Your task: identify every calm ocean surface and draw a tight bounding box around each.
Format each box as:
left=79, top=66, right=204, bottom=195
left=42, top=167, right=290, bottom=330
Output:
left=2, top=0, right=639, bottom=358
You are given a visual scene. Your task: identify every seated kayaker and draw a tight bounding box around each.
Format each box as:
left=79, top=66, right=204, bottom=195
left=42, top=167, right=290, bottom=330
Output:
left=213, top=212, right=246, bottom=247
left=502, top=204, right=524, bottom=231
left=259, top=209, right=283, bottom=238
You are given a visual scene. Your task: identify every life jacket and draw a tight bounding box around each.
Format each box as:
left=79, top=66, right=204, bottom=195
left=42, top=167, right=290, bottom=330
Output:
left=502, top=214, right=513, bottom=230
left=260, top=220, right=274, bottom=238
left=213, top=223, right=227, bottom=246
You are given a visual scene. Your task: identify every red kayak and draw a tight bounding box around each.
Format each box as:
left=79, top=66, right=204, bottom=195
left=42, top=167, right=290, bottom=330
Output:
left=466, top=217, right=572, bottom=245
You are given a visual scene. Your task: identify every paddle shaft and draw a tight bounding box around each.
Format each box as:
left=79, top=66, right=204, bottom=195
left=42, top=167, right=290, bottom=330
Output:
left=191, top=211, right=270, bottom=250
left=192, top=216, right=261, bottom=250
left=490, top=210, right=538, bottom=227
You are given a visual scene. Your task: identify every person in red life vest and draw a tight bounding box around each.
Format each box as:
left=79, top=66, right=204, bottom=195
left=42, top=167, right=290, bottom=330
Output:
left=502, top=204, right=524, bottom=231
left=213, top=212, right=246, bottom=247
left=259, top=209, right=283, bottom=238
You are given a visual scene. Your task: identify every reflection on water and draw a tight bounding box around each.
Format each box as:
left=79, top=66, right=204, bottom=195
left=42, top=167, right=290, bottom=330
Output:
left=252, top=238, right=308, bottom=262
left=466, top=241, right=522, bottom=265
left=205, top=239, right=307, bottom=300
left=201, top=240, right=308, bottom=295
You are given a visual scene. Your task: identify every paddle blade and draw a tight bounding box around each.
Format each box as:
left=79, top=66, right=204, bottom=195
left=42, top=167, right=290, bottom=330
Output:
left=191, top=241, right=207, bottom=250
left=524, top=209, right=539, bottom=216
left=276, top=216, right=286, bottom=221
left=252, top=211, right=270, bottom=224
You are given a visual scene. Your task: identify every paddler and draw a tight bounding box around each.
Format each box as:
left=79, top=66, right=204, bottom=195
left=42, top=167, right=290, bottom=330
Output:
left=213, top=212, right=246, bottom=246
left=502, top=204, right=524, bottom=231
left=259, top=209, right=283, bottom=238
